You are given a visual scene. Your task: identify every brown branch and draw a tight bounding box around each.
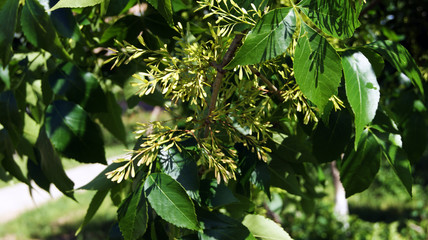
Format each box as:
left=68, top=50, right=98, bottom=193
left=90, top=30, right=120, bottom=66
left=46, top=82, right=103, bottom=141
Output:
left=204, top=33, right=245, bottom=137
left=249, top=66, right=284, bottom=102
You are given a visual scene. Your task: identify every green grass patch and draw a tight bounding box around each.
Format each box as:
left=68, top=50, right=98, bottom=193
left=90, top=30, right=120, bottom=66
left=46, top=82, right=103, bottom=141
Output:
left=0, top=191, right=116, bottom=240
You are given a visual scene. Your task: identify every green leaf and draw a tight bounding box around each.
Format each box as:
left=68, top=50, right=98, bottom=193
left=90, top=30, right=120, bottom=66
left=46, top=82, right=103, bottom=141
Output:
left=313, top=110, right=352, bottom=163
left=106, top=0, right=139, bottom=16
left=118, top=184, right=148, bottom=240
left=144, top=173, right=200, bottom=231
left=242, top=214, right=293, bottom=240
left=298, top=0, right=363, bottom=39
left=27, top=151, right=51, bottom=193
left=36, top=126, right=75, bottom=199
left=356, top=47, right=385, bottom=77
left=159, top=145, right=200, bottom=201
left=226, top=8, right=296, bottom=69
left=0, top=129, right=28, bottom=184
left=342, top=51, right=380, bottom=148
left=367, top=40, right=424, bottom=96
left=49, top=0, right=82, bottom=41
left=386, top=143, right=412, bottom=196
left=80, top=162, right=124, bottom=191
left=48, top=63, right=107, bottom=113
left=294, top=24, right=342, bottom=112
left=401, top=112, right=427, bottom=164
left=340, top=130, right=381, bottom=197
left=21, top=0, right=71, bottom=60
left=146, top=0, right=174, bottom=26
left=250, top=162, right=271, bottom=198
left=49, top=0, right=104, bottom=11
left=45, top=100, right=106, bottom=164
left=95, top=92, right=127, bottom=146
left=198, top=210, right=256, bottom=240
left=76, top=190, right=109, bottom=235
left=0, top=91, right=23, bottom=144
left=200, top=179, right=238, bottom=208
left=100, top=15, right=143, bottom=44
left=0, top=0, right=19, bottom=65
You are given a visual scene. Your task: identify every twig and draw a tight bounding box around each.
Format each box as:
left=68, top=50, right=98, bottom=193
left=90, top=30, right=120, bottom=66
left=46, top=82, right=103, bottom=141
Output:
left=249, top=66, right=284, bottom=102
left=204, top=33, right=245, bottom=137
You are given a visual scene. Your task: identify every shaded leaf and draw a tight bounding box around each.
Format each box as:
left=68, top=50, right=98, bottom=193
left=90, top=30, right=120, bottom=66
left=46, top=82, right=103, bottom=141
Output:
left=0, top=0, right=19, bottom=65
left=200, top=179, right=238, bottom=208
left=49, top=0, right=104, bottom=11
left=96, top=92, right=127, bottom=146
left=118, top=184, right=148, bottom=240
left=36, top=126, right=74, bottom=199
left=45, top=100, right=106, bottom=164
left=159, top=145, right=200, bottom=201
left=0, top=91, right=23, bottom=144
left=76, top=190, right=109, bottom=235
left=242, top=214, right=292, bottom=240
left=49, top=0, right=82, bottom=40
left=21, top=0, right=71, bottom=60
left=367, top=40, right=424, bottom=96
left=146, top=0, right=174, bottom=26
left=198, top=210, right=256, bottom=240
left=226, top=8, right=296, bottom=69
left=100, top=15, right=143, bottom=44
left=80, top=162, right=124, bottom=191
left=342, top=51, right=380, bottom=148
left=0, top=129, right=28, bottom=184
left=298, top=0, right=363, bottom=39
left=313, top=110, right=352, bottom=163
left=401, top=112, right=427, bottom=164
left=340, top=130, right=381, bottom=197
left=144, top=173, right=200, bottom=230
left=27, top=150, right=51, bottom=193
left=294, top=24, right=342, bottom=112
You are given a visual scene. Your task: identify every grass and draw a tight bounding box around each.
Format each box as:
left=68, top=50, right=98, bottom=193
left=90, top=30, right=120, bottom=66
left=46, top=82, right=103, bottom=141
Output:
left=0, top=191, right=116, bottom=240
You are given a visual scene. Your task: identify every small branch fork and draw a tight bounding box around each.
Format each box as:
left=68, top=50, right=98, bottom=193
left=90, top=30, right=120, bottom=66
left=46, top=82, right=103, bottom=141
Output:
left=204, top=33, right=245, bottom=137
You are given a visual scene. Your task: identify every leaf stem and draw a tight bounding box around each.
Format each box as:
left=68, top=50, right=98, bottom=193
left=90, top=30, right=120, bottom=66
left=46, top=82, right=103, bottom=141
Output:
left=249, top=66, right=284, bottom=102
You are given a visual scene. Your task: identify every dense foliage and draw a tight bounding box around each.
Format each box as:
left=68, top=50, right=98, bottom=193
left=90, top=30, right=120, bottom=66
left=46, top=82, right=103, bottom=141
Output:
left=0, top=0, right=426, bottom=239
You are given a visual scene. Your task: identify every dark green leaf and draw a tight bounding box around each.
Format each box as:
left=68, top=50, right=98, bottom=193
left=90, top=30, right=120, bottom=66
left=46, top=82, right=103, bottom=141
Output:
left=159, top=145, right=200, bottom=201
left=198, top=210, right=256, bottom=240
left=367, top=40, right=424, bottom=96
left=386, top=144, right=412, bottom=196
left=242, top=214, right=292, bottom=240
left=0, top=91, right=23, bottom=144
left=313, top=110, right=352, bottom=163
left=27, top=150, right=51, bottom=193
left=298, top=0, right=363, bottom=39
left=146, top=0, right=174, bottom=26
left=0, top=0, right=19, bottom=65
left=80, top=163, right=124, bottom=191
left=49, top=0, right=82, bottom=40
left=36, top=126, right=74, bottom=199
left=342, top=51, right=380, bottom=147
left=144, top=173, right=200, bottom=230
left=106, top=0, right=139, bottom=16
left=340, top=130, right=381, bottom=197
left=100, top=15, right=143, bottom=44
left=21, top=0, right=71, bottom=60
left=401, top=113, right=427, bottom=164
left=95, top=92, right=127, bottom=146
left=76, top=190, right=109, bottom=235
left=250, top=162, right=270, bottom=198
left=0, top=129, right=28, bottom=184
left=200, top=179, right=238, bottom=208
left=45, top=100, right=106, bottom=164
left=294, top=24, right=342, bottom=112
left=49, top=0, right=104, bottom=11
left=226, top=8, right=296, bottom=69
left=118, top=184, right=148, bottom=240
left=48, top=63, right=107, bottom=113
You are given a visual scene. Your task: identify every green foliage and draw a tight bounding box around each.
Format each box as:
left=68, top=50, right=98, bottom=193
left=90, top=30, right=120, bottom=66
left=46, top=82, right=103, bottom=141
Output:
left=0, top=0, right=427, bottom=239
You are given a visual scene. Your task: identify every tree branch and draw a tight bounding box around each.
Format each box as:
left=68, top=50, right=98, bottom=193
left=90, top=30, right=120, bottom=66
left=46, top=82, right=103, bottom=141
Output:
left=204, top=33, right=245, bottom=137
left=249, top=66, right=284, bottom=102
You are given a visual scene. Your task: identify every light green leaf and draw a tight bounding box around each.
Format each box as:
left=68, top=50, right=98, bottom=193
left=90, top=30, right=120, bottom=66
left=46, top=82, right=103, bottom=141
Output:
left=340, top=130, right=381, bottom=197
left=118, top=184, right=148, bottom=240
left=144, top=173, right=200, bottom=231
left=342, top=51, right=380, bottom=148
left=294, top=24, right=342, bottom=112
left=226, top=7, right=296, bottom=69
left=21, top=0, right=71, bottom=60
left=45, top=100, right=106, bottom=164
left=367, top=40, right=424, bottom=96
left=0, top=0, right=19, bottom=65
left=36, top=126, right=75, bottom=199
left=49, top=0, right=104, bottom=11
left=298, top=0, right=363, bottom=39
left=146, top=0, right=174, bottom=26
left=76, top=190, right=109, bottom=235
left=242, top=214, right=293, bottom=240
